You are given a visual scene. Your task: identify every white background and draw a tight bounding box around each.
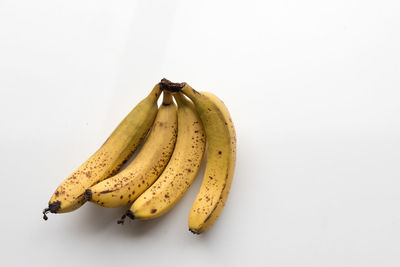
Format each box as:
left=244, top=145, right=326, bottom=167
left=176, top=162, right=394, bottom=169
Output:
left=1, top=0, right=399, bottom=266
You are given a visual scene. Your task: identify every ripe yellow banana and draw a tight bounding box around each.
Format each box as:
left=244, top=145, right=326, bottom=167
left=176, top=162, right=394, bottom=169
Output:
left=179, top=82, right=236, bottom=234
left=43, top=85, right=161, bottom=219
left=85, top=91, right=177, bottom=208
left=120, top=92, right=206, bottom=221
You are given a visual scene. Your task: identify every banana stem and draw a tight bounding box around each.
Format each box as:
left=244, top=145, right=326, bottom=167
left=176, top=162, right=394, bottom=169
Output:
left=159, top=78, right=186, bottom=92
left=159, top=79, right=201, bottom=102
left=180, top=84, right=201, bottom=100
left=162, top=91, right=173, bottom=105
left=173, top=92, right=191, bottom=107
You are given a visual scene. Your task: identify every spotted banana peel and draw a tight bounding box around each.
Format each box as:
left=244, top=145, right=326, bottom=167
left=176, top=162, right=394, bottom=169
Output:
left=153, top=79, right=237, bottom=234
left=85, top=91, right=178, bottom=208
left=43, top=85, right=161, bottom=219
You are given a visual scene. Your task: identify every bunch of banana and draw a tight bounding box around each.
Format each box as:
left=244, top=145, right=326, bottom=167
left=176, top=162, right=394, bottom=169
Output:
left=43, top=79, right=236, bottom=235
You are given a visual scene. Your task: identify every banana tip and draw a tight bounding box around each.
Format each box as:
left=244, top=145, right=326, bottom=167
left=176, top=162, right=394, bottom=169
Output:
left=42, top=201, right=61, bottom=220
left=189, top=228, right=201, bottom=235
left=84, top=189, right=92, bottom=201
left=117, top=210, right=135, bottom=225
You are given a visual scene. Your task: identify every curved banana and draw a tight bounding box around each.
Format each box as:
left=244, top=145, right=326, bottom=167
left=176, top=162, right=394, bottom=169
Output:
left=43, top=85, right=161, bottom=219
left=180, top=83, right=236, bottom=234
left=121, top=92, right=206, bottom=221
left=85, top=91, right=177, bottom=208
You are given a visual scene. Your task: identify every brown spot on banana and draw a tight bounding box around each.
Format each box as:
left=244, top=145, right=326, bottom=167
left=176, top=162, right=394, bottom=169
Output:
left=99, top=190, right=114, bottom=194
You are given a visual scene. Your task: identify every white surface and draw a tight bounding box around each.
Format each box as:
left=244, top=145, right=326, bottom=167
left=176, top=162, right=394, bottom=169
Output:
left=1, top=0, right=400, bottom=266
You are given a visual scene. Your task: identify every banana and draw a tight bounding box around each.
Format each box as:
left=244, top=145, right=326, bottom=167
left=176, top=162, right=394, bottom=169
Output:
left=119, top=92, right=206, bottom=222
left=85, top=91, right=177, bottom=208
left=166, top=80, right=236, bottom=234
left=43, top=85, right=161, bottom=219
